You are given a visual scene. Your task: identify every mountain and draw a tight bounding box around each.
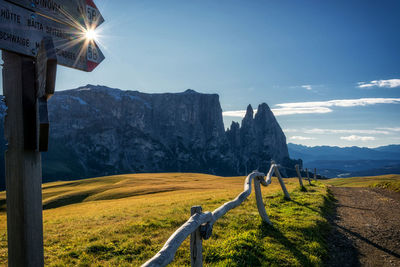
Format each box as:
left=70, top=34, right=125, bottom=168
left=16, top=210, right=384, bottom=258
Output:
left=0, top=85, right=297, bottom=189
left=288, top=143, right=400, bottom=178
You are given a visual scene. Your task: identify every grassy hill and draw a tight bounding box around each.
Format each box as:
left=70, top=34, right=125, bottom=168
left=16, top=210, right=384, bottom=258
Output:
left=1, top=173, right=334, bottom=266
left=323, top=174, right=400, bottom=191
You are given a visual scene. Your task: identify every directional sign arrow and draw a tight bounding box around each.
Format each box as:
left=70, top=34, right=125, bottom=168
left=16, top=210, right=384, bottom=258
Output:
left=0, top=0, right=104, bottom=72
left=4, top=0, right=104, bottom=30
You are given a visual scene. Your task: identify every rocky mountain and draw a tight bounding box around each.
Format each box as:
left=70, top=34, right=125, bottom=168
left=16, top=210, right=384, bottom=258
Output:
left=0, top=85, right=297, bottom=189
left=226, top=104, right=292, bottom=174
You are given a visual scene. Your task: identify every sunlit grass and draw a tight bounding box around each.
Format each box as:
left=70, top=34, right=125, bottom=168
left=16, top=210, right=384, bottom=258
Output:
left=0, top=173, right=333, bottom=266
left=322, top=174, right=400, bottom=188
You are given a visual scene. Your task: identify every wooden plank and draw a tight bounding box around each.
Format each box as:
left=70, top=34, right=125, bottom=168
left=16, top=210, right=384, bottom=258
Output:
left=142, top=211, right=213, bottom=267
left=210, top=172, right=266, bottom=224
left=3, top=50, right=44, bottom=267
left=254, top=178, right=272, bottom=225
left=35, top=37, right=56, bottom=151
left=295, top=164, right=304, bottom=188
left=306, top=168, right=312, bottom=185
left=142, top=172, right=270, bottom=267
left=190, top=206, right=203, bottom=267
left=0, top=0, right=104, bottom=71
left=5, top=0, right=104, bottom=29
left=274, top=166, right=291, bottom=200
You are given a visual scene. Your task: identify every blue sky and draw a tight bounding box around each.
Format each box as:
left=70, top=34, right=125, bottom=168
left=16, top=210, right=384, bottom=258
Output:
left=2, top=0, right=400, bottom=147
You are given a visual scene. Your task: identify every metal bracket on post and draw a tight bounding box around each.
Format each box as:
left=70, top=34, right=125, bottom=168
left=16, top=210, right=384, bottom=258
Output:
left=35, top=37, right=57, bottom=152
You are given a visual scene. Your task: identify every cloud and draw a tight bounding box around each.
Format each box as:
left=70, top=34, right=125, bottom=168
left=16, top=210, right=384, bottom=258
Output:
left=304, top=128, right=390, bottom=135
left=283, top=129, right=299, bottom=133
left=275, top=98, right=400, bottom=109
left=271, top=107, right=332, bottom=116
left=377, top=127, right=400, bottom=132
left=340, top=135, right=376, bottom=141
left=222, top=98, right=400, bottom=118
left=301, top=85, right=312, bottom=90
left=358, top=79, right=400, bottom=88
left=289, top=136, right=316, bottom=140
left=223, top=110, right=252, bottom=118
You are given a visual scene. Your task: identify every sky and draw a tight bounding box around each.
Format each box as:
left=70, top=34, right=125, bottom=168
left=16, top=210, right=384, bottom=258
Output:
left=1, top=0, right=400, bottom=148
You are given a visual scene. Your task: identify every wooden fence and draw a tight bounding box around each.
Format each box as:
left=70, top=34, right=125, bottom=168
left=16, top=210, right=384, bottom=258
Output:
left=142, top=163, right=315, bottom=267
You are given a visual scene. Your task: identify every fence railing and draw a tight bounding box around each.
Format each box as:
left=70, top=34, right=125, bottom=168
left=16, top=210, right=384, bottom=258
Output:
left=142, top=163, right=316, bottom=267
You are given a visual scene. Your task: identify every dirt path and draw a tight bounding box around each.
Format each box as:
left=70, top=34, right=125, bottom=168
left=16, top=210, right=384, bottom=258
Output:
left=327, top=187, right=400, bottom=267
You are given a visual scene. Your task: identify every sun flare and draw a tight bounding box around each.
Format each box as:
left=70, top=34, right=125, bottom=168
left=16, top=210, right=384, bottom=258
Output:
left=85, top=29, right=97, bottom=41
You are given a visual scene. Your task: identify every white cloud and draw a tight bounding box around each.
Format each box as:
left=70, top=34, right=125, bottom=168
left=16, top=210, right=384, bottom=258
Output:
left=271, top=107, right=332, bottom=116
left=223, top=110, right=251, bottom=118
left=301, top=85, right=312, bottom=90
left=283, top=128, right=299, bottom=133
left=222, top=98, right=400, bottom=118
left=358, top=79, right=400, bottom=89
left=276, top=98, right=400, bottom=109
left=290, top=136, right=316, bottom=140
left=304, top=128, right=390, bottom=135
left=377, top=127, right=400, bottom=132
left=340, top=135, right=376, bottom=141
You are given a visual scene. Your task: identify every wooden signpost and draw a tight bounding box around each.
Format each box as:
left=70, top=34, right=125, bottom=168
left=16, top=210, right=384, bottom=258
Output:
left=0, top=0, right=104, bottom=72
left=5, top=0, right=104, bottom=29
left=1, top=0, right=104, bottom=265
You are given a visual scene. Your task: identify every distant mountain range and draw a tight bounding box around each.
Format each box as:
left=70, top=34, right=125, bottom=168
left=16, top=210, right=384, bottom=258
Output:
left=288, top=143, right=400, bottom=178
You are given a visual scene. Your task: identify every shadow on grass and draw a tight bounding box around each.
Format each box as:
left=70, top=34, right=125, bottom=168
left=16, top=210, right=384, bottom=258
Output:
left=258, top=222, right=314, bottom=266
left=0, top=198, right=5, bottom=212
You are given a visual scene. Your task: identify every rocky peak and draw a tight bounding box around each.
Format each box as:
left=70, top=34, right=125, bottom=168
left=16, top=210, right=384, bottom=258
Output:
left=243, top=104, right=254, bottom=120
left=183, top=89, right=197, bottom=94
left=0, top=86, right=298, bottom=188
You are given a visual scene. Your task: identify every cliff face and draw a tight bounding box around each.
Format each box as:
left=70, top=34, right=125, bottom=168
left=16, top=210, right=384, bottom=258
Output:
left=226, top=103, right=290, bottom=175
left=0, top=85, right=297, bottom=186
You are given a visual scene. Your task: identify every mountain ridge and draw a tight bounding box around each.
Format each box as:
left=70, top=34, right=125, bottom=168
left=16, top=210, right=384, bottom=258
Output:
left=0, top=85, right=297, bottom=189
left=288, top=143, right=400, bottom=177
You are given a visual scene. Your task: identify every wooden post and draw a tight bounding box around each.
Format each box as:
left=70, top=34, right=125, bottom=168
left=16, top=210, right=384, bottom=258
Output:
left=254, top=178, right=272, bottom=225
left=306, top=168, right=311, bottom=185
left=314, top=168, right=317, bottom=180
left=3, top=51, right=44, bottom=267
left=190, top=206, right=203, bottom=267
left=295, top=165, right=304, bottom=188
left=273, top=166, right=291, bottom=200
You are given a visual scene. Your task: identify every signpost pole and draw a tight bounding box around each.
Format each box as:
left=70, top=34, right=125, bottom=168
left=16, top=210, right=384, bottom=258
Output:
left=3, top=50, right=44, bottom=267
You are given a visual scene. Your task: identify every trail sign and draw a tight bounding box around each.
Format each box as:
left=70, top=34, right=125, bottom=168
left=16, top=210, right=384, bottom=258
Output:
left=4, top=0, right=104, bottom=29
left=0, top=0, right=104, bottom=71
left=2, top=0, right=105, bottom=265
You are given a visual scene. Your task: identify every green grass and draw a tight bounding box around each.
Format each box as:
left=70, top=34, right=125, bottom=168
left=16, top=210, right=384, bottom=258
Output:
left=0, top=173, right=333, bottom=266
left=323, top=174, right=400, bottom=188
left=369, top=180, right=400, bottom=192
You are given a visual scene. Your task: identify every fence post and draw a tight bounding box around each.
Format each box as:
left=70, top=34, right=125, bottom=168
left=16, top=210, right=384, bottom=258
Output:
left=305, top=168, right=311, bottom=185
left=314, top=168, right=317, bottom=180
left=295, top=165, right=304, bottom=188
left=254, top=178, right=272, bottom=225
left=273, top=166, right=291, bottom=200
left=190, top=206, right=203, bottom=267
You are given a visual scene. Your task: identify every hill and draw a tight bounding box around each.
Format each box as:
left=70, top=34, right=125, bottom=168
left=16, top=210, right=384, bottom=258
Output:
left=0, top=173, right=332, bottom=266
left=288, top=143, right=400, bottom=178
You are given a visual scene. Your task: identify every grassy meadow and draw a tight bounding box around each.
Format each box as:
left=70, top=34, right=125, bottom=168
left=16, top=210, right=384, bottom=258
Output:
left=323, top=174, right=400, bottom=192
left=0, top=173, right=334, bottom=266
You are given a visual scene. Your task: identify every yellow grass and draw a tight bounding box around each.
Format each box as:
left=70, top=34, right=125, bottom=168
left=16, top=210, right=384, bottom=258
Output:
left=322, top=174, right=400, bottom=188
left=0, top=173, right=301, bottom=266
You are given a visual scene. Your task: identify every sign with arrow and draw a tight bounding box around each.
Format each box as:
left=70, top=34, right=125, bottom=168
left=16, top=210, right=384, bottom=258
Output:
left=1, top=0, right=105, bottom=265
left=4, top=0, right=104, bottom=29
left=0, top=0, right=104, bottom=71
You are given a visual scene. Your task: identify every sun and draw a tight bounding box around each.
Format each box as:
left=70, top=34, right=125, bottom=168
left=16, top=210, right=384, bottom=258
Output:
left=85, top=29, right=97, bottom=41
